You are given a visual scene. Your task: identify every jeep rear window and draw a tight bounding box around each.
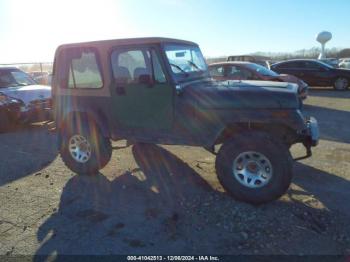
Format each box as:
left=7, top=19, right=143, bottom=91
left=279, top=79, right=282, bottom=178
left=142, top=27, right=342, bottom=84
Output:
left=66, top=50, right=103, bottom=89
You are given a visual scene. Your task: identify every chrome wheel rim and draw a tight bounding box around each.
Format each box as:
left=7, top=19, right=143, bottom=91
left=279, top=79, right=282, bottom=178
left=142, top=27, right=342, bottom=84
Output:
left=335, top=78, right=348, bottom=90
left=232, top=151, right=273, bottom=188
left=69, top=135, right=92, bottom=163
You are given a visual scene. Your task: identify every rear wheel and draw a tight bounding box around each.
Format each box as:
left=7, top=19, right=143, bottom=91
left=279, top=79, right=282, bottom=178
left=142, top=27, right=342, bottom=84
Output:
left=59, top=117, right=112, bottom=175
left=333, top=77, right=349, bottom=91
left=215, top=131, right=293, bottom=205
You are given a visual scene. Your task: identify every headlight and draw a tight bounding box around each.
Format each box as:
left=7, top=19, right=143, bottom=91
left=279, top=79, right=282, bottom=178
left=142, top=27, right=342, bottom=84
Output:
left=0, top=94, right=8, bottom=102
left=0, top=93, right=9, bottom=105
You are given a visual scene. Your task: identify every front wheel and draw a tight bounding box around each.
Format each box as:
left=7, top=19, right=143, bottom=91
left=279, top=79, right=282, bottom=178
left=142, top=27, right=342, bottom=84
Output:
left=59, top=118, right=112, bottom=175
left=215, top=132, right=293, bottom=205
left=333, top=77, right=349, bottom=91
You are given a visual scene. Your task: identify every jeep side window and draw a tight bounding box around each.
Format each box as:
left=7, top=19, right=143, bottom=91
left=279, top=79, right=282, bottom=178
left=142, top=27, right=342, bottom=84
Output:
left=67, top=50, right=103, bottom=89
left=111, top=50, right=151, bottom=84
left=111, top=48, right=166, bottom=84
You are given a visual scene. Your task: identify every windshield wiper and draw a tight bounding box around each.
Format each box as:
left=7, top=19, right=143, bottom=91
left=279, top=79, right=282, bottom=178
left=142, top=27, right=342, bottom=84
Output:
left=170, top=63, right=189, bottom=77
left=187, top=60, right=201, bottom=70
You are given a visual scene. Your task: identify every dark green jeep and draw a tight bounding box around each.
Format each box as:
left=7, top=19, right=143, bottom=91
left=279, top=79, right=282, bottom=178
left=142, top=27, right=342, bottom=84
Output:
left=52, top=37, right=319, bottom=204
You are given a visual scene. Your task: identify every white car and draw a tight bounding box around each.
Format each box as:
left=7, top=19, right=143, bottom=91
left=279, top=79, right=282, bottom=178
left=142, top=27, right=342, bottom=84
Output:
left=0, top=67, right=52, bottom=122
left=339, top=58, right=350, bottom=69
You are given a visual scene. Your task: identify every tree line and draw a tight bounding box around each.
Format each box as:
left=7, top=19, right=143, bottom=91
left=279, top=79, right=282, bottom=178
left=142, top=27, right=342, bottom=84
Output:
left=206, top=47, right=350, bottom=64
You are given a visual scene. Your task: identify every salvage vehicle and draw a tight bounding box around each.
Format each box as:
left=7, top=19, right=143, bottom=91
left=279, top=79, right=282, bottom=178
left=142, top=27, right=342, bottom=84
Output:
left=227, top=55, right=271, bottom=68
left=320, top=58, right=339, bottom=68
left=0, top=67, right=52, bottom=122
left=339, top=58, right=350, bottom=69
left=209, top=62, right=308, bottom=99
left=28, top=71, right=51, bottom=85
left=52, top=38, right=319, bottom=204
left=271, top=59, right=350, bottom=90
left=0, top=92, right=21, bottom=132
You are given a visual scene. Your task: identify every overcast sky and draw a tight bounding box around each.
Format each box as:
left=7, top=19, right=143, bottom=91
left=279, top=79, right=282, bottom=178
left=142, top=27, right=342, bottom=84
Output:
left=0, top=0, right=349, bottom=63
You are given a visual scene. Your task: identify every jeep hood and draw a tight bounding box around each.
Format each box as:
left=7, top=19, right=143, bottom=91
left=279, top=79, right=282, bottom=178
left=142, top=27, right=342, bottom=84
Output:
left=183, top=80, right=300, bottom=109
left=0, top=85, right=51, bottom=106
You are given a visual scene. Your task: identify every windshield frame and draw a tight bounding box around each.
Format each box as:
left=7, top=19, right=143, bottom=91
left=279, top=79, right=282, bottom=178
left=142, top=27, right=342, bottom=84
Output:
left=163, top=43, right=209, bottom=83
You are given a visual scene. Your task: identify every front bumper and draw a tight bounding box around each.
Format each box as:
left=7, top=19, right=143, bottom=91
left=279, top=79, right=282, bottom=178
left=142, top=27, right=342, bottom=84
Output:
left=306, top=117, right=319, bottom=146
left=19, top=99, right=52, bottom=122
left=294, top=116, right=319, bottom=161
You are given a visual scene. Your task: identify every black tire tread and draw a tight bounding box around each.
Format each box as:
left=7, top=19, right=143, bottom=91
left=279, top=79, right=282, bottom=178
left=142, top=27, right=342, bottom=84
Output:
left=215, top=131, right=293, bottom=205
left=59, top=118, right=112, bottom=175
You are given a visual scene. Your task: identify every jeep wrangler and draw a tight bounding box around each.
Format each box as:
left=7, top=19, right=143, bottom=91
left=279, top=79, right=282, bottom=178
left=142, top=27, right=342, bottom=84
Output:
left=52, top=37, right=319, bottom=204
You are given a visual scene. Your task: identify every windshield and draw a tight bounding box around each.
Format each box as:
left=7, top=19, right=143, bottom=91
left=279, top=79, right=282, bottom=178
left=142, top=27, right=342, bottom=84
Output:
left=245, top=63, right=279, bottom=77
left=318, top=60, right=335, bottom=68
left=165, top=44, right=208, bottom=81
left=0, top=69, right=37, bottom=88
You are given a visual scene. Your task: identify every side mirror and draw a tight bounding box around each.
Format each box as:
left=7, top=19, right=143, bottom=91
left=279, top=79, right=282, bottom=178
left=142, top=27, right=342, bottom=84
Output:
left=138, top=74, right=153, bottom=85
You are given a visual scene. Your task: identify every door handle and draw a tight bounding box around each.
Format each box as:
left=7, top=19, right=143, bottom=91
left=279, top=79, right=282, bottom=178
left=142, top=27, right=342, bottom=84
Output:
left=175, top=85, right=183, bottom=96
left=116, top=86, right=126, bottom=95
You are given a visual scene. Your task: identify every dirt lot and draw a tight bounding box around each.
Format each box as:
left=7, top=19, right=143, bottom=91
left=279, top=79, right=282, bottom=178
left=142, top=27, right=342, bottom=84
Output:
left=0, top=89, right=349, bottom=257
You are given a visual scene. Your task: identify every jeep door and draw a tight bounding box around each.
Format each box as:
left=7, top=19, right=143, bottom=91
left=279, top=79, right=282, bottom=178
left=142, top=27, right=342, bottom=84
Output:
left=110, top=46, right=173, bottom=133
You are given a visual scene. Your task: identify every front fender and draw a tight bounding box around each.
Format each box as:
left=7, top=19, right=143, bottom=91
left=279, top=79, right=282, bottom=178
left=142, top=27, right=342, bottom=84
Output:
left=209, top=108, right=306, bottom=145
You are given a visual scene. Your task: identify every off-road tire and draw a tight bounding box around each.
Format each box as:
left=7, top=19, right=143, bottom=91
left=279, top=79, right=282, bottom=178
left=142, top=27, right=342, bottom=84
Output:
left=59, top=117, right=112, bottom=175
left=215, top=131, right=293, bottom=205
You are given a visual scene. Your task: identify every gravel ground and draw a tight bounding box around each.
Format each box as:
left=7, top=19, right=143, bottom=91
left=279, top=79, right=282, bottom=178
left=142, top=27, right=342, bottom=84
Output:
left=0, top=88, right=349, bottom=257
